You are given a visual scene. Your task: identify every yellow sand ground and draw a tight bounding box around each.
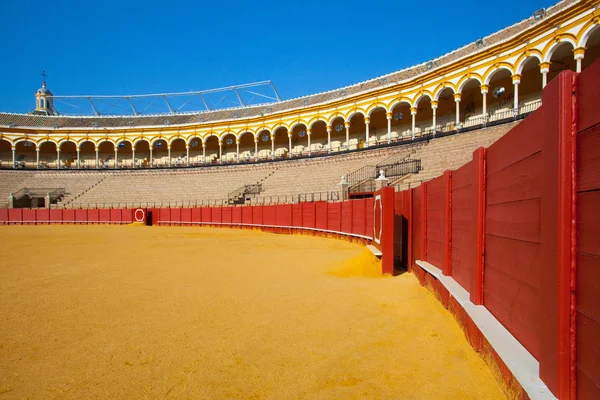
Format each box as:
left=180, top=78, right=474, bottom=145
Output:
left=0, top=225, right=505, bottom=399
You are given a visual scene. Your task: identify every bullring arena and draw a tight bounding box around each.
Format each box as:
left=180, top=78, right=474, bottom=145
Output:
left=1, top=0, right=599, bottom=399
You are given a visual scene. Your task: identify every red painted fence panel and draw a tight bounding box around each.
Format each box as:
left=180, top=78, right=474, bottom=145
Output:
left=22, top=209, right=36, bottom=224
left=252, top=206, right=263, bottom=225
left=75, top=209, right=87, bottom=224
left=201, top=207, right=211, bottom=223
left=292, top=204, right=302, bottom=227
left=158, top=208, right=170, bottom=224
left=327, top=202, right=341, bottom=232
left=315, top=202, right=328, bottom=230
left=231, top=207, right=242, bottom=224
left=276, top=204, right=292, bottom=227
left=8, top=209, right=22, bottom=224
left=263, top=205, right=276, bottom=226
left=87, top=209, right=98, bottom=223
left=341, top=201, right=352, bottom=234
left=0, top=208, right=7, bottom=224
left=302, top=202, right=316, bottom=229
left=221, top=207, right=232, bottom=224
left=170, top=208, right=181, bottom=224
left=365, top=198, right=374, bottom=239
left=191, top=208, right=201, bottom=223
left=351, top=199, right=366, bottom=236
left=451, top=159, right=477, bottom=294
left=181, top=208, right=192, bottom=223
left=50, top=209, right=63, bottom=224
left=211, top=207, right=222, bottom=224
left=111, top=209, right=122, bottom=223
left=63, top=209, right=75, bottom=223
left=241, top=206, right=252, bottom=225
left=426, top=175, right=446, bottom=271
left=412, top=188, right=422, bottom=263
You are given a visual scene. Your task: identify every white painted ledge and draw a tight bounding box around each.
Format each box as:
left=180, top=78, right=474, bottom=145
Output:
left=366, top=244, right=382, bottom=257
left=415, top=260, right=557, bottom=400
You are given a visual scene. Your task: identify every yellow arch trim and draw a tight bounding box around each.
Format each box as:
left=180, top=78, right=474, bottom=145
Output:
left=541, top=34, right=578, bottom=62
left=457, top=73, right=484, bottom=93
left=433, top=82, right=457, bottom=101
left=482, top=62, right=515, bottom=85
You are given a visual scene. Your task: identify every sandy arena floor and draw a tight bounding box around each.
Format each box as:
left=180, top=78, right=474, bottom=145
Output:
left=0, top=225, right=505, bottom=399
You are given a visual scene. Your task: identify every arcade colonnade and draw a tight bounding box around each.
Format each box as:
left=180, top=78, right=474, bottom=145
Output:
left=1, top=6, right=599, bottom=169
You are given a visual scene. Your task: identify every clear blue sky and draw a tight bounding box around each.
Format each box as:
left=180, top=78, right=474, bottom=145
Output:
left=0, top=0, right=550, bottom=114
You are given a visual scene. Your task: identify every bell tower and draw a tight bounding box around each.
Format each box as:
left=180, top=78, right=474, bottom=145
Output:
left=33, top=70, right=55, bottom=115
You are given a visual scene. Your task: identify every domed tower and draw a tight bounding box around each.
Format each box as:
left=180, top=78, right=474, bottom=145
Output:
left=32, top=71, right=55, bottom=115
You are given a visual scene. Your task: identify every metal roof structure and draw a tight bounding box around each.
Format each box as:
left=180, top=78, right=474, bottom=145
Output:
left=50, top=81, right=282, bottom=116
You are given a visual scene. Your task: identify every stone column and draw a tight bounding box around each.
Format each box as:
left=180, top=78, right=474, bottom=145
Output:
left=36, top=149, right=40, bottom=169
left=132, top=149, right=136, bottom=168
left=202, top=143, right=206, bottom=163
left=95, top=148, right=99, bottom=168
left=454, top=93, right=462, bottom=126
left=344, top=122, right=350, bottom=149
left=236, top=139, right=240, bottom=162
left=364, top=117, right=370, bottom=147
left=307, top=129, right=311, bottom=156
left=56, top=149, right=61, bottom=169
left=11, top=148, right=15, bottom=169
left=8, top=193, right=14, bottom=209
left=186, top=145, right=190, bottom=166
left=168, top=145, right=171, bottom=166
left=288, top=133, right=292, bottom=156
left=254, top=137, right=258, bottom=161
left=76, top=149, right=80, bottom=168
left=512, top=74, right=521, bottom=116
left=386, top=112, right=392, bottom=144
left=540, top=62, right=551, bottom=88
left=327, top=126, right=332, bottom=153
left=149, top=148, right=153, bottom=168
left=218, top=140, right=223, bottom=164
left=410, top=107, right=417, bottom=140
left=375, top=170, right=389, bottom=191
left=431, top=101, right=438, bottom=136
left=574, top=47, right=585, bottom=73
left=114, top=148, right=118, bottom=169
left=45, top=192, right=51, bottom=209
left=337, top=175, right=349, bottom=201
left=270, top=134, right=275, bottom=160
left=480, top=84, right=489, bottom=117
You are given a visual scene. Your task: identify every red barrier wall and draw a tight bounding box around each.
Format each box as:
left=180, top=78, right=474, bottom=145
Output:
left=241, top=206, right=252, bottom=224
left=252, top=206, right=262, bottom=225
left=22, top=209, right=36, bottom=224
left=191, top=208, right=201, bottom=223
left=263, top=205, right=276, bottom=226
left=315, top=202, right=328, bottom=230
left=302, top=202, right=316, bottom=229
left=292, top=204, right=302, bottom=227
left=327, top=202, right=341, bottom=232
left=201, top=207, right=211, bottom=223
left=365, top=198, right=374, bottom=241
left=426, top=175, right=446, bottom=270
left=412, top=188, right=422, bottom=263
left=451, top=159, right=476, bottom=294
left=276, top=204, right=292, bottom=227
left=341, top=201, right=352, bottom=234
left=181, top=208, right=192, bottom=223
left=575, top=61, right=600, bottom=400
left=351, top=199, right=366, bottom=236
left=222, top=207, right=232, bottom=224
left=232, top=207, right=242, bottom=224
left=63, top=209, right=75, bottom=223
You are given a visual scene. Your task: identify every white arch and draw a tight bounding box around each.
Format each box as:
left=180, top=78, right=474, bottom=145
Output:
left=202, top=133, right=219, bottom=144
left=328, top=114, right=345, bottom=125
left=366, top=106, right=387, bottom=117
left=288, top=121, right=307, bottom=132
left=516, top=54, right=543, bottom=74
left=346, top=110, right=366, bottom=121
left=132, top=137, right=150, bottom=146
left=433, top=85, right=456, bottom=101
left=414, top=93, right=432, bottom=107
left=150, top=137, right=169, bottom=146
left=578, top=24, right=600, bottom=48
left=457, top=77, right=483, bottom=93
left=484, top=67, right=514, bottom=85
left=13, top=138, right=37, bottom=148
left=308, top=119, right=327, bottom=129
left=543, top=38, right=577, bottom=63
left=58, top=139, right=78, bottom=149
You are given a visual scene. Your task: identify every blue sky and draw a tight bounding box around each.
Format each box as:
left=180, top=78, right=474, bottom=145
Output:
left=0, top=0, right=550, bottom=114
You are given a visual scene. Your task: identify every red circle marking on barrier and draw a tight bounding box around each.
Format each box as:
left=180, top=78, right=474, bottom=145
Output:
left=134, top=209, right=145, bottom=222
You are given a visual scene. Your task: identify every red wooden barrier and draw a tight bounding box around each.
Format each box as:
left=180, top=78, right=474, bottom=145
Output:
left=170, top=208, right=181, bottom=225
left=341, top=201, right=352, bottom=234
left=50, top=209, right=63, bottom=224
left=252, top=205, right=262, bottom=225
left=98, top=209, right=110, bottom=223
left=63, top=209, right=75, bottom=223
left=87, top=209, right=99, bottom=223
left=122, top=209, right=133, bottom=223
left=276, top=204, right=292, bottom=227
left=8, top=209, right=22, bottom=224
left=200, top=207, right=212, bottom=223
left=211, top=207, right=222, bottom=224
left=263, top=205, right=276, bottom=226
left=0, top=208, right=7, bottom=224
left=292, top=204, right=302, bottom=227
left=222, top=207, right=232, bottom=224
left=302, top=202, right=316, bottom=229
left=575, top=60, right=600, bottom=400
left=412, top=187, right=422, bottom=264
left=241, top=206, right=252, bottom=225
left=231, top=207, right=242, bottom=224
left=315, top=202, right=328, bottom=230
left=372, top=187, right=395, bottom=274
left=22, top=209, right=36, bottom=224
left=111, top=209, right=122, bottom=223
left=365, top=198, right=374, bottom=240
left=181, top=208, right=192, bottom=223
left=451, top=159, right=477, bottom=294
left=426, top=176, right=445, bottom=270
left=191, top=208, right=202, bottom=223
left=327, top=202, right=341, bottom=232
left=351, top=199, right=366, bottom=236
left=75, top=209, right=87, bottom=224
